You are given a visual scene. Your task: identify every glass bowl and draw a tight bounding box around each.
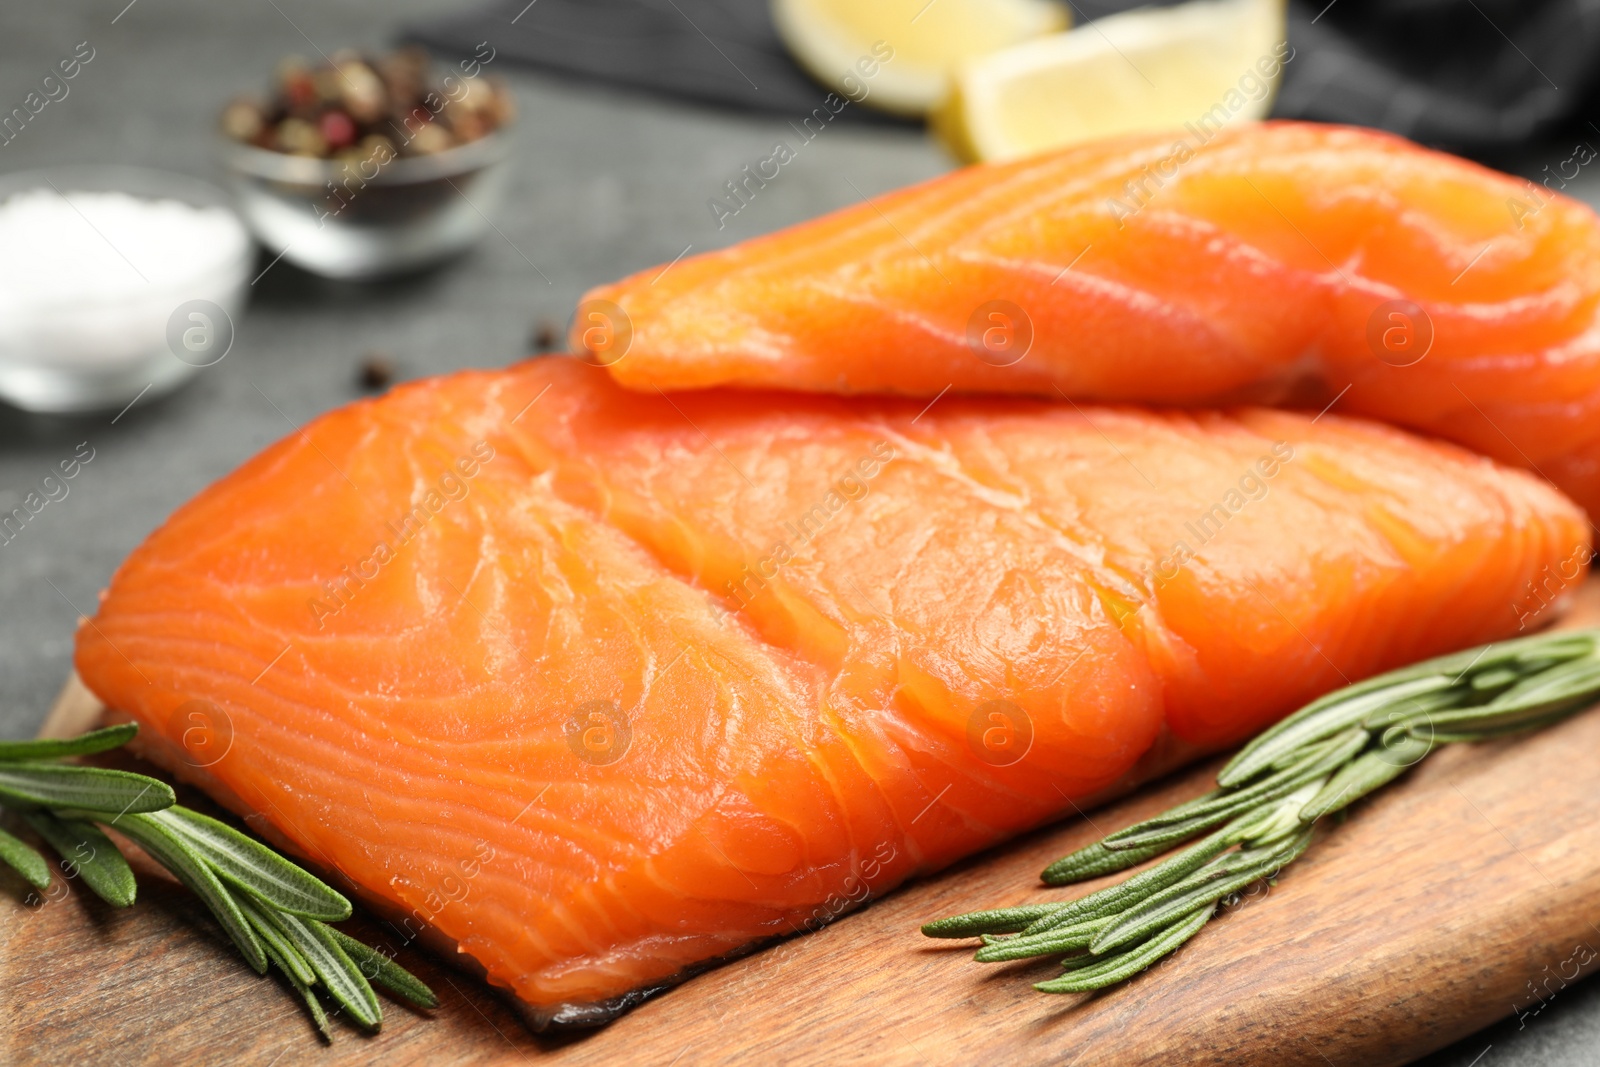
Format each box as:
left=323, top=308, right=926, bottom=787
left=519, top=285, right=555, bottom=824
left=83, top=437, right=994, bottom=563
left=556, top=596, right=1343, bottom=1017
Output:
left=220, top=130, right=513, bottom=280
left=0, top=165, right=252, bottom=414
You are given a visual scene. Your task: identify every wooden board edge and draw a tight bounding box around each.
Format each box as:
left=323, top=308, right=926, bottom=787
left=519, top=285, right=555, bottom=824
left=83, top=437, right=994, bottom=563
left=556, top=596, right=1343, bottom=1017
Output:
left=37, top=673, right=104, bottom=741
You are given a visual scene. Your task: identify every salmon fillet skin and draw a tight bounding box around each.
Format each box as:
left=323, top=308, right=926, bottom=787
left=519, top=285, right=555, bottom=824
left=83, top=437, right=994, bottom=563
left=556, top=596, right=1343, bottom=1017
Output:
left=75, top=358, right=1589, bottom=1026
left=579, top=122, right=1600, bottom=519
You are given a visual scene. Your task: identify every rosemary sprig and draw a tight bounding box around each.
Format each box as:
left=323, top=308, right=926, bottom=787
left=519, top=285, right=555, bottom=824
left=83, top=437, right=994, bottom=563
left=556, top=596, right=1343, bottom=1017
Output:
left=21, top=811, right=136, bottom=907
left=924, top=628, right=1600, bottom=994
left=0, top=723, right=435, bottom=1037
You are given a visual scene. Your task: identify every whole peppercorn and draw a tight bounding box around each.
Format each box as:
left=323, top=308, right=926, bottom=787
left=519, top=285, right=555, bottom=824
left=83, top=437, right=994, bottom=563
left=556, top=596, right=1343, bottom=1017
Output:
left=319, top=110, right=357, bottom=150
left=311, top=66, right=343, bottom=106
left=358, top=352, right=395, bottom=390
left=220, top=98, right=264, bottom=143
left=449, top=109, right=487, bottom=143
left=408, top=122, right=456, bottom=155
left=231, top=49, right=514, bottom=161
left=274, top=117, right=326, bottom=156
left=339, top=61, right=386, bottom=124
left=276, top=56, right=318, bottom=115
left=357, top=134, right=397, bottom=173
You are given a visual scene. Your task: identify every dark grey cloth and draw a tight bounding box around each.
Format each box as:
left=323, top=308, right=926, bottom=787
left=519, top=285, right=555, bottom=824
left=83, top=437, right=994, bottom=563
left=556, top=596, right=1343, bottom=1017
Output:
left=405, top=0, right=1600, bottom=153
left=402, top=0, right=910, bottom=122
left=1273, top=0, right=1600, bottom=152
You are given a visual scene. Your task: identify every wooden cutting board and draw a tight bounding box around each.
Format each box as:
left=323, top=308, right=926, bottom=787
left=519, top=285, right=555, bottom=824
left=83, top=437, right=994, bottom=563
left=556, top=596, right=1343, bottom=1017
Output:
left=7, top=586, right=1600, bottom=1066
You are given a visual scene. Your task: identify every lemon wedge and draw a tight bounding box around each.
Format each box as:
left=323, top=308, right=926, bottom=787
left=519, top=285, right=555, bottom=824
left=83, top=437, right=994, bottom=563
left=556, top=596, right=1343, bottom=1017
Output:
left=934, top=0, right=1289, bottom=162
left=771, top=0, right=1070, bottom=117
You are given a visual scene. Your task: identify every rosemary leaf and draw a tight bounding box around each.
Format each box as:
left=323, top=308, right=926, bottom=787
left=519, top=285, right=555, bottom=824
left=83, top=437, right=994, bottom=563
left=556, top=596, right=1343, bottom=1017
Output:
left=974, top=915, right=1113, bottom=962
left=0, top=723, right=139, bottom=762
left=1096, top=811, right=1233, bottom=854
left=1358, top=687, right=1464, bottom=731
left=1422, top=708, right=1578, bottom=743
left=1018, top=906, right=1084, bottom=937
left=20, top=811, right=137, bottom=907
left=162, top=807, right=351, bottom=921
left=1401, top=700, right=1587, bottom=742
left=116, top=812, right=268, bottom=974
left=1298, top=739, right=1428, bottom=824
left=921, top=903, right=1065, bottom=939
left=1218, top=675, right=1452, bottom=788
left=1091, top=829, right=1313, bottom=955
left=0, top=763, right=174, bottom=815
left=1264, top=720, right=1374, bottom=772
left=1126, top=730, right=1350, bottom=833
left=236, top=891, right=318, bottom=986
left=1511, top=633, right=1598, bottom=665
left=326, top=928, right=439, bottom=1010
left=0, top=823, right=51, bottom=890
left=1416, top=701, right=1584, bottom=739
left=1468, top=667, right=1519, bottom=691
left=1131, top=787, right=1228, bottom=825
left=1216, top=630, right=1593, bottom=790
left=1034, top=820, right=1244, bottom=926
left=271, top=912, right=382, bottom=1030
left=928, top=630, right=1600, bottom=1000
left=1299, top=742, right=1427, bottom=825
left=1034, top=904, right=1216, bottom=994
left=1033, top=836, right=1174, bottom=885
left=0, top=722, right=427, bottom=1034
left=1105, top=730, right=1362, bottom=852
left=1434, top=631, right=1592, bottom=679
left=264, top=938, right=332, bottom=1041
left=1054, top=947, right=1115, bottom=973
left=1458, top=656, right=1600, bottom=717
left=1237, top=782, right=1326, bottom=845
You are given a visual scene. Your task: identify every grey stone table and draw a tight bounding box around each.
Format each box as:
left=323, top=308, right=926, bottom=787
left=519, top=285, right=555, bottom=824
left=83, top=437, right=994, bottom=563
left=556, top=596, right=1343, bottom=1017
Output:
left=0, top=2, right=1595, bottom=1063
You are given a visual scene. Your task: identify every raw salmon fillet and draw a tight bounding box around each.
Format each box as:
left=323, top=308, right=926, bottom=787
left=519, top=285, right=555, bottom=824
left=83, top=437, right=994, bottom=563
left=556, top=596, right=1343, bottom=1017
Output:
left=579, top=122, right=1600, bottom=517
left=75, top=358, right=1588, bottom=1025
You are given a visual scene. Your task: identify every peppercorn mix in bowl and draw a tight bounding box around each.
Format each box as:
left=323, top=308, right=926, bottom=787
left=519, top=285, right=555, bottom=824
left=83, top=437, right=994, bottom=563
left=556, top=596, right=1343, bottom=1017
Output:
left=219, top=47, right=516, bottom=279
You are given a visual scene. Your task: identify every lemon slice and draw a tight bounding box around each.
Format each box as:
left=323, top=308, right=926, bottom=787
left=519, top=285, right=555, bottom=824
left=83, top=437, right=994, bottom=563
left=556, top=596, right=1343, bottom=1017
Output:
left=934, top=0, right=1289, bottom=162
left=772, top=0, right=1070, bottom=117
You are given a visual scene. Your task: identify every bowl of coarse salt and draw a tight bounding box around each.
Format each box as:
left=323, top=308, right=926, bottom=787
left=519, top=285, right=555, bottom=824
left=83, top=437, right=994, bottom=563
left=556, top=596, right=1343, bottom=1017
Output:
left=0, top=166, right=252, bottom=414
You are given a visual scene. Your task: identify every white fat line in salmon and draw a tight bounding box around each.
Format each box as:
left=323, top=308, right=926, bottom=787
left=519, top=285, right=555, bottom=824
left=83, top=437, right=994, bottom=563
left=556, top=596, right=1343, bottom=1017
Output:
left=308, top=439, right=495, bottom=628
left=1513, top=540, right=1594, bottom=630
left=1141, top=440, right=1295, bottom=594
left=723, top=439, right=896, bottom=611
left=386, top=838, right=498, bottom=950
left=1105, top=40, right=1295, bottom=229
left=797, top=841, right=898, bottom=933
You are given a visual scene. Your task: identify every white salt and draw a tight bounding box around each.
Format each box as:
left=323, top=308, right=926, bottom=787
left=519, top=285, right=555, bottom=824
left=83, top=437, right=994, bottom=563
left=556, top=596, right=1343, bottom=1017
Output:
left=0, top=189, right=251, bottom=369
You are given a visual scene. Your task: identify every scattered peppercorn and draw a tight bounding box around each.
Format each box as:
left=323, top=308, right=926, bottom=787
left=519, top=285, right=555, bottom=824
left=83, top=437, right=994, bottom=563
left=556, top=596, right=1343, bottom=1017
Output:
left=358, top=352, right=395, bottom=390
left=221, top=47, right=514, bottom=161
left=532, top=318, right=561, bottom=352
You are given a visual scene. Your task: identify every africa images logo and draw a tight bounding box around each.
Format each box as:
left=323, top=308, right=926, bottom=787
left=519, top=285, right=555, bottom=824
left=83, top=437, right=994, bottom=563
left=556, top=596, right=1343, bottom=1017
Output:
left=565, top=699, right=631, bottom=766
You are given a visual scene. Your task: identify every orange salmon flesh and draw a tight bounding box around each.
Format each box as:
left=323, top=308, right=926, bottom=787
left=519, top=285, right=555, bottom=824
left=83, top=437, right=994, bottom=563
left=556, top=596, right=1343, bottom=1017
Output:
left=580, top=122, right=1600, bottom=519
left=76, top=358, right=1590, bottom=1024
